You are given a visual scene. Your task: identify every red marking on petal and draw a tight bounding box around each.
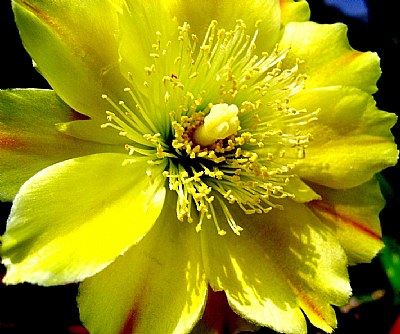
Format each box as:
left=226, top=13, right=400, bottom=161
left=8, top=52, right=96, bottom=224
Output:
left=338, top=51, right=363, bottom=66
left=302, top=296, right=324, bottom=319
left=297, top=289, right=332, bottom=328
left=21, top=0, right=57, bottom=27
left=67, top=325, right=89, bottom=334
left=202, top=289, right=239, bottom=334
left=20, top=0, right=58, bottom=28
left=69, top=108, right=90, bottom=121
left=308, top=200, right=381, bottom=241
left=0, top=135, right=24, bottom=149
left=120, top=307, right=139, bottom=334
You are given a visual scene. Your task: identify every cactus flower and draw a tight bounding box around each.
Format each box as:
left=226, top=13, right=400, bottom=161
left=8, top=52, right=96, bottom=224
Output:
left=0, top=0, right=397, bottom=333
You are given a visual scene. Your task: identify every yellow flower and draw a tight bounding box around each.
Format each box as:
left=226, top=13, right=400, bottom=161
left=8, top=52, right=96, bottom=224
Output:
left=0, top=0, right=397, bottom=333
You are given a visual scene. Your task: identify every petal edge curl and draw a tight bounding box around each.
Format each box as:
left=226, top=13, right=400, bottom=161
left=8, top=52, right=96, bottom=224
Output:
left=279, top=22, right=381, bottom=93
left=280, top=0, right=310, bottom=25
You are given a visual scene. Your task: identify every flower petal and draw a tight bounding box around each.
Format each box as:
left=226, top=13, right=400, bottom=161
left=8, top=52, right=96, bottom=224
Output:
left=280, top=0, right=310, bottom=25
left=117, top=1, right=174, bottom=93
left=12, top=0, right=128, bottom=119
left=286, top=176, right=321, bottom=203
left=0, top=89, right=113, bottom=201
left=56, top=119, right=128, bottom=145
left=1, top=153, right=166, bottom=285
left=202, top=212, right=306, bottom=333
left=78, top=193, right=207, bottom=334
left=202, top=200, right=350, bottom=333
left=279, top=21, right=381, bottom=93
left=291, top=86, right=398, bottom=189
left=308, top=178, right=385, bottom=265
left=166, top=0, right=282, bottom=51
left=118, top=0, right=282, bottom=87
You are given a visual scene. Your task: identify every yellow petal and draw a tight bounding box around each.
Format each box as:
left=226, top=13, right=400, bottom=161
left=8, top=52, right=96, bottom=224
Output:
left=286, top=176, right=321, bottom=203
left=308, top=178, right=385, bottom=265
left=12, top=0, right=128, bottom=119
left=55, top=119, right=128, bottom=145
left=280, top=0, right=310, bottom=25
left=165, top=0, right=281, bottom=51
left=279, top=21, right=381, bottom=93
left=201, top=199, right=351, bottom=333
left=78, top=193, right=207, bottom=334
left=118, top=0, right=282, bottom=88
left=0, top=89, right=113, bottom=201
left=291, top=86, right=398, bottom=189
left=1, top=153, right=166, bottom=285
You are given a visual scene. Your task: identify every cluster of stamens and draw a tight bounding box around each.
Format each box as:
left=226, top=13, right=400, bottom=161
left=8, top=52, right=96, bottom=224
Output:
left=101, top=19, right=318, bottom=235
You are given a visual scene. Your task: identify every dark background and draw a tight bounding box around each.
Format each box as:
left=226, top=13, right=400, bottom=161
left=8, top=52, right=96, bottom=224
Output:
left=0, top=0, right=399, bottom=333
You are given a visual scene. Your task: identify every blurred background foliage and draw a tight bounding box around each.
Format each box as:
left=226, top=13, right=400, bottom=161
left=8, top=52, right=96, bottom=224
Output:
left=0, top=0, right=399, bottom=333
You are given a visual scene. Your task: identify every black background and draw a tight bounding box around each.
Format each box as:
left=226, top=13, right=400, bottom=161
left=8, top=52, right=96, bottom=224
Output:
left=0, top=0, right=399, bottom=333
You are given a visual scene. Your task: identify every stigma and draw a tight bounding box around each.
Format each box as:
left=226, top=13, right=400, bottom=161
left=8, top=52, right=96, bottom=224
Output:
left=193, top=104, right=240, bottom=146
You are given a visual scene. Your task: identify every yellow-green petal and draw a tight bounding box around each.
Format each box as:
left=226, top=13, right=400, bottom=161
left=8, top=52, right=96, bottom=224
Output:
left=279, top=21, right=381, bottom=94
left=12, top=0, right=127, bottom=120
left=202, top=208, right=306, bottom=333
left=308, top=178, right=385, bottom=265
left=1, top=153, right=166, bottom=285
left=165, top=0, right=281, bottom=51
left=117, top=1, right=175, bottom=94
left=118, top=0, right=282, bottom=88
left=286, top=176, right=321, bottom=203
left=78, top=193, right=207, bottom=334
left=0, top=89, right=112, bottom=201
left=291, top=86, right=398, bottom=189
left=280, top=0, right=310, bottom=25
left=202, top=199, right=350, bottom=333
left=56, top=119, right=128, bottom=146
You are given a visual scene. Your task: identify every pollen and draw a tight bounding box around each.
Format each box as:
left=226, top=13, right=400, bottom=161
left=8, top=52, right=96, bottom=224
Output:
left=100, top=19, right=318, bottom=235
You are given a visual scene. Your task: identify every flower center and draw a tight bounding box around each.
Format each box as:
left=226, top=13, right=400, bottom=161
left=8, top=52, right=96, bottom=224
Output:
left=101, top=20, right=318, bottom=235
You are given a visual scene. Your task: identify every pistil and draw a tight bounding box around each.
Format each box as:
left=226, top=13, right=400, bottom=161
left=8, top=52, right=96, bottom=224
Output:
left=193, top=104, right=240, bottom=146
